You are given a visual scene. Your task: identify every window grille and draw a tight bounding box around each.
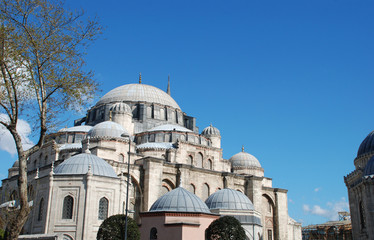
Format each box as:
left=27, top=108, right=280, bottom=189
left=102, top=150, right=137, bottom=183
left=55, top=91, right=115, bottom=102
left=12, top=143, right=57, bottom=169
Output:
left=98, top=197, right=109, bottom=220
left=62, top=196, right=73, bottom=219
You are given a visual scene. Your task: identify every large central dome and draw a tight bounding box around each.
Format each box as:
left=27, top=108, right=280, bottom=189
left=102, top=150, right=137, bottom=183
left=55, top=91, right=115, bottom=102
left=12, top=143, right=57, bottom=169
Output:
left=97, top=83, right=181, bottom=110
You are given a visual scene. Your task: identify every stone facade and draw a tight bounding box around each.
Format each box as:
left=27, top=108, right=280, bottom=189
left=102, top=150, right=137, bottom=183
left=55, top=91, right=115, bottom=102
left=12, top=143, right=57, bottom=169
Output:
left=0, top=82, right=301, bottom=240
left=345, top=130, right=374, bottom=240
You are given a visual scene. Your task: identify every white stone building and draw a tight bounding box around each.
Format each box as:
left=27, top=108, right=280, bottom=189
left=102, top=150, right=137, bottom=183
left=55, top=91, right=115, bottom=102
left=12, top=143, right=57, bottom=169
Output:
left=1, top=80, right=301, bottom=240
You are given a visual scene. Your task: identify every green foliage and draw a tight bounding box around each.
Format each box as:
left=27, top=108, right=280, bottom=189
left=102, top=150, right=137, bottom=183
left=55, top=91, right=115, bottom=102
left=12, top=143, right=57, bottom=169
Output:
left=97, top=215, right=140, bottom=240
left=0, top=228, right=4, bottom=240
left=205, top=216, right=246, bottom=240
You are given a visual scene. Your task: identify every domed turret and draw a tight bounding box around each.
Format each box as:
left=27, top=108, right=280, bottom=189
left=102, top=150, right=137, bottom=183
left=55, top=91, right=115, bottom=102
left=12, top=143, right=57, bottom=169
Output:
left=201, top=124, right=221, bottom=148
left=149, top=187, right=210, bottom=213
left=205, top=188, right=254, bottom=211
left=54, top=153, right=118, bottom=178
left=229, top=147, right=263, bottom=176
left=8, top=160, right=19, bottom=178
left=202, top=124, right=220, bottom=137
left=88, top=121, right=129, bottom=138
left=357, top=130, right=374, bottom=158
left=109, top=103, right=134, bottom=135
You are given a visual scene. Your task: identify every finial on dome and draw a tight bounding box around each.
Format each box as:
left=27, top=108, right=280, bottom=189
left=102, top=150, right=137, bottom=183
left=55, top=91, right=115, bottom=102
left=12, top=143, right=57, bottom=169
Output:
left=167, top=75, right=171, bottom=95
left=139, top=72, right=142, bottom=84
left=85, top=137, right=91, bottom=154
left=179, top=176, right=183, bottom=188
left=242, top=145, right=244, bottom=152
left=109, top=109, right=113, bottom=121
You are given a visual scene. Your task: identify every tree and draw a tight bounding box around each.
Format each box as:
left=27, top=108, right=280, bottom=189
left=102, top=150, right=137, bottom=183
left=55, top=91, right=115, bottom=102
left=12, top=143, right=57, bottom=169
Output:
left=97, top=215, right=140, bottom=240
left=205, top=216, right=246, bottom=240
left=0, top=0, right=101, bottom=239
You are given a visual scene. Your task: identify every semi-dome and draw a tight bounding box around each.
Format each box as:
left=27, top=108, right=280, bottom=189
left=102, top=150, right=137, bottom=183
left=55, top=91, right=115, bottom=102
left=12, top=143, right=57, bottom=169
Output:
left=201, top=124, right=220, bottom=137
left=364, top=155, right=374, bottom=177
left=110, top=102, right=132, bottom=114
left=54, top=153, right=118, bottom=178
left=97, top=83, right=181, bottom=110
left=148, top=124, right=192, bottom=132
left=229, top=147, right=261, bottom=168
left=88, top=121, right=129, bottom=138
left=357, top=130, right=374, bottom=157
left=149, top=187, right=210, bottom=213
left=205, top=188, right=254, bottom=211
left=58, top=125, right=93, bottom=133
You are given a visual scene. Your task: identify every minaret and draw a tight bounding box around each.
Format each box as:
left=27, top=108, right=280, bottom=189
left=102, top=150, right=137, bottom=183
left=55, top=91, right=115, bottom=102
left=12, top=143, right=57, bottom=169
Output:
left=167, top=75, right=171, bottom=95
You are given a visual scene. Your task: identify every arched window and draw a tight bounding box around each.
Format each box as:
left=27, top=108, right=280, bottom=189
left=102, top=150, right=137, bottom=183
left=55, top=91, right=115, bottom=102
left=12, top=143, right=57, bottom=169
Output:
left=27, top=185, right=34, bottom=200
left=98, top=197, right=109, bottom=220
left=62, top=196, right=74, bottom=219
left=202, top=183, right=210, bottom=200
left=161, top=186, right=169, bottom=196
left=119, top=154, right=124, bottom=162
left=195, top=153, right=203, bottom=168
left=359, top=201, right=366, bottom=229
left=188, top=155, right=193, bottom=165
left=38, top=198, right=44, bottom=221
left=10, top=190, right=18, bottom=201
left=63, top=234, right=73, bottom=240
left=207, top=159, right=212, bottom=170
left=187, top=184, right=195, bottom=194
left=150, top=227, right=158, bottom=239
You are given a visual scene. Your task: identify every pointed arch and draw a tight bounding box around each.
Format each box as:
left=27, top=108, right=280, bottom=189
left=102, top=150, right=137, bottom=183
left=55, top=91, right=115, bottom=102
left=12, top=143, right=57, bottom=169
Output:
left=38, top=198, right=44, bottom=221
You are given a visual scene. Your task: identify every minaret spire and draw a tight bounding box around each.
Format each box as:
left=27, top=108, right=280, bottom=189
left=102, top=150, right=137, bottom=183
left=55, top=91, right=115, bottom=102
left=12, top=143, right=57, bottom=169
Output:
left=167, top=75, right=171, bottom=95
left=139, top=72, right=142, bottom=84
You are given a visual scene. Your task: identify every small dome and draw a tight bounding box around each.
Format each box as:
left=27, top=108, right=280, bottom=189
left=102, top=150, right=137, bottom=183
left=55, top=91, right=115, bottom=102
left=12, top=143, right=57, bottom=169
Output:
left=110, top=102, right=132, bottom=114
left=201, top=124, right=220, bottom=137
left=364, top=155, right=374, bottom=177
left=205, top=188, right=254, bottom=211
left=54, top=153, right=118, bottom=178
left=12, top=160, right=19, bottom=168
left=97, top=83, right=181, bottom=110
left=357, top=130, right=374, bottom=157
left=88, top=121, right=129, bottom=138
left=58, top=125, right=93, bottom=133
left=149, top=187, right=211, bottom=213
left=229, top=147, right=261, bottom=168
left=148, top=124, right=192, bottom=133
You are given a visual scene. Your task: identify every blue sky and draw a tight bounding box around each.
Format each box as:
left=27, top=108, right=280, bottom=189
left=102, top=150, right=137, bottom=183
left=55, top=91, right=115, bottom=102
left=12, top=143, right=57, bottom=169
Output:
left=1, top=0, right=373, bottom=226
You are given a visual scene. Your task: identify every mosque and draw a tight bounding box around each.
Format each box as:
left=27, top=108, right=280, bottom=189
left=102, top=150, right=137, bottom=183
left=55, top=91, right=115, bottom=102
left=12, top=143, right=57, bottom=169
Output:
left=345, top=131, right=374, bottom=239
left=1, top=77, right=302, bottom=240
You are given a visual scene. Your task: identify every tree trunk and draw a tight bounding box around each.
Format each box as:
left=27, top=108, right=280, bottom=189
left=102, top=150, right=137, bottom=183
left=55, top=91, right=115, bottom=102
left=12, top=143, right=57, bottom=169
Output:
left=5, top=128, right=31, bottom=240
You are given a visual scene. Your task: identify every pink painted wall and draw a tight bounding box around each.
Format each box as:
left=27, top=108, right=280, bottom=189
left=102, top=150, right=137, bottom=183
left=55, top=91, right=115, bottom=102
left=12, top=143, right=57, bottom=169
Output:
left=140, top=213, right=219, bottom=240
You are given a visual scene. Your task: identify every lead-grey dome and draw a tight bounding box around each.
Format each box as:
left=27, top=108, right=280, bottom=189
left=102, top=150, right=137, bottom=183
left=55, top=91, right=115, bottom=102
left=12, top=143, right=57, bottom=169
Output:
left=110, top=102, right=132, bottom=114
left=97, top=83, right=181, bottom=110
left=149, top=187, right=210, bottom=213
left=201, top=124, right=220, bottom=137
left=364, top=155, right=374, bottom=177
left=357, top=130, right=374, bottom=157
left=54, top=153, right=118, bottom=178
left=229, top=148, right=261, bottom=168
left=205, top=188, right=254, bottom=211
left=88, top=121, right=129, bottom=138
left=58, top=125, right=93, bottom=133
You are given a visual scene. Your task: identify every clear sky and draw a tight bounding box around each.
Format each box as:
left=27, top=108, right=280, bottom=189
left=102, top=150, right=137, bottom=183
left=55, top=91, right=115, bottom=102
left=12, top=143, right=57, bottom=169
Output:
left=1, top=0, right=373, bottom=226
